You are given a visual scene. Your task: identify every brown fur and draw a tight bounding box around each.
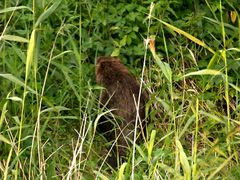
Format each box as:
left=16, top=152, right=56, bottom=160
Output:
left=96, top=56, right=147, bottom=167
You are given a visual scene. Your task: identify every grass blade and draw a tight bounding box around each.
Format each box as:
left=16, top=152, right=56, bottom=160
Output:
left=0, top=6, right=32, bottom=14
left=148, top=130, right=156, bottom=164
left=35, top=0, right=62, bottom=28
left=207, top=154, right=234, bottom=180
left=3, top=146, right=13, bottom=180
left=153, top=17, right=215, bottom=54
left=0, top=134, right=11, bottom=145
left=1, top=35, right=29, bottom=43
left=184, top=69, right=223, bottom=77
left=0, top=73, right=36, bottom=93
left=25, top=29, right=36, bottom=79
left=117, top=162, right=127, bottom=180
left=0, top=102, right=8, bottom=131
left=176, top=139, right=191, bottom=180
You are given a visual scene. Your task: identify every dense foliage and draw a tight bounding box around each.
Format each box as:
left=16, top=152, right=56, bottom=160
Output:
left=0, top=0, right=240, bottom=179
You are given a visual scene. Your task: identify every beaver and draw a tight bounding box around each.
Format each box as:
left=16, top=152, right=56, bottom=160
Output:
left=96, top=56, right=147, bottom=167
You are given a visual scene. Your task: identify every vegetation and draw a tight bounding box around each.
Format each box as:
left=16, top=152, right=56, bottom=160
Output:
left=0, top=0, right=240, bottom=179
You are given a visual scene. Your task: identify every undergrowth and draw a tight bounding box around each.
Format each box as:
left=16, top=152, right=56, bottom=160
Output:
left=0, top=0, right=239, bottom=179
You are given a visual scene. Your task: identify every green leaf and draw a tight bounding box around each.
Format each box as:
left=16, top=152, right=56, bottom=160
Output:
left=176, top=139, right=191, bottom=180
left=35, top=0, right=62, bottom=28
left=207, top=53, right=218, bottom=69
left=0, top=6, right=32, bottom=14
left=199, top=111, right=224, bottom=124
left=148, top=130, right=156, bottom=164
left=184, top=69, right=223, bottom=77
left=51, top=61, right=81, bottom=101
left=208, top=154, right=234, bottom=179
left=112, top=40, right=120, bottom=47
left=0, top=135, right=11, bottom=145
left=25, top=29, right=36, bottom=79
left=135, top=143, right=145, bottom=158
left=111, top=48, right=120, bottom=57
left=120, top=35, right=127, bottom=47
left=133, top=26, right=139, bottom=32
left=52, top=50, right=73, bottom=61
left=155, top=58, right=172, bottom=83
left=41, top=106, right=71, bottom=114
left=0, top=102, right=8, bottom=131
left=93, top=171, right=109, bottom=180
left=229, top=83, right=240, bottom=93
left=117, top=162, right=127, bottom=180
left=1, top=35, right=29, bottom=43
left=0, top=73, right=36, bottom=94
left=157, top=163, right=183, bottom=179
left=7, top=96, right=23, bottom=102
left=154, top=17, right=215, bottom=54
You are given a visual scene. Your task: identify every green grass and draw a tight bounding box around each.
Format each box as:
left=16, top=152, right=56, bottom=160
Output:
left=0, top=0, right=240, bottom=179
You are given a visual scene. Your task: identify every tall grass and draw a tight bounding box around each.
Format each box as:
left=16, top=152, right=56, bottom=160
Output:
left=0, top=0, right=240, bottom=179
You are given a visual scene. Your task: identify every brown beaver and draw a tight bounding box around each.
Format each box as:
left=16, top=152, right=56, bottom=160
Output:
left=96, top=56, right=147, bottom=167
